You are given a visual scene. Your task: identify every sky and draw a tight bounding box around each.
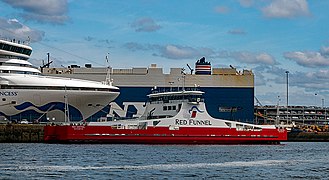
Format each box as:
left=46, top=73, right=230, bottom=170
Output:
left=0, top=0, right=329, bottom=107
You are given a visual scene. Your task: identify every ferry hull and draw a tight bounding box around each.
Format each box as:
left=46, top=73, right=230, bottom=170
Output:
left=44, top=125, right=287, bottom=144
left=44, top=90, right=286, bottom=145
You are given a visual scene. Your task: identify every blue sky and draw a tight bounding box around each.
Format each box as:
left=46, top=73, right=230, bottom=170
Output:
left=1, top=0, right=329, bottom=107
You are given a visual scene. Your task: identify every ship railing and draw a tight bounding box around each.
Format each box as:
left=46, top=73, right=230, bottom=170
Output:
left=150, top=87, right=201, bottom=94
left=0, top=37, right=30, bottom=45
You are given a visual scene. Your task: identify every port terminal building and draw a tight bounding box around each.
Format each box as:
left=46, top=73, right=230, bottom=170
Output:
left=254, top=105, right=329, bottom=126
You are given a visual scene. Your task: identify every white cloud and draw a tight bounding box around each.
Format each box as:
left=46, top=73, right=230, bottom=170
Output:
left=314, top=69, right=329, bottom=79
left=290, top=70, right=329, bottom=92
left=161, top=45, right=197, bottom=59
left=131, top=17, right=161, bottom=32
left=219, top=51, right=277, bottom=65
left=267, top=69, right=329, bottom=92
left=122, top=42, right=215, bottom=60
left=262, top=0, right=310, bottom=18
left=254, top=66, right=329, bottom=105
left=2, top=0, right=68, bottom=24
left=320, top=46, right=329, bottom=57
left=123, top=42, right=149, bottom=52
left=0, top=18, right=44, bottom=42
left=155, top=45, right=214, bottom=59
left=284, top=49, right=329, bottom=68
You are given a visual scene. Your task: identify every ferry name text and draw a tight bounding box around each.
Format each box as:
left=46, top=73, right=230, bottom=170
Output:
left=175, top=119, right=212, bottom=126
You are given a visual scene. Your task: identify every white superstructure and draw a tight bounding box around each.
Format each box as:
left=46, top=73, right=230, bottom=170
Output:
left=0, top=38, right=119, bottom=122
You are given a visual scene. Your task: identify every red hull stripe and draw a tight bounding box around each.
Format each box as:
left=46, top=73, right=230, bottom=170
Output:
left=44, top=126, right=287, bottom=144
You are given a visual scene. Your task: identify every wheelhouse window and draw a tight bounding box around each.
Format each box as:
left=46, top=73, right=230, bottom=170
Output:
left=150, top=94, right=203, bottom=103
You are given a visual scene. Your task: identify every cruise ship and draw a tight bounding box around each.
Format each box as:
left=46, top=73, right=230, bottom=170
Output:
left=0, top=38, right=119, bottom=123
left=43, top=57, right=254, bottom=122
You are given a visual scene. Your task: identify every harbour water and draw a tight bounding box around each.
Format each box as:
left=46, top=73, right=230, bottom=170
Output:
left=1, top=142, right=328, bottom=179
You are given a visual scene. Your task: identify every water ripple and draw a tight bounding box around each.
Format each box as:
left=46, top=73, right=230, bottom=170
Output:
left=0, top=142, right=328, bottom=179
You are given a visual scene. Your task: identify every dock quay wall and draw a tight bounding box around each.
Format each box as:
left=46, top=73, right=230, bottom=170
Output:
left=288, top=132, right=329, bottom=142
left=0, top=124, right=44, bottom=143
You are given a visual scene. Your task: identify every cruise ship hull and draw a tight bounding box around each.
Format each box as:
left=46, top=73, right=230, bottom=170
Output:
left=0, top=73, right=120, bottom=122
left=0, top=89, right=119, bottom=122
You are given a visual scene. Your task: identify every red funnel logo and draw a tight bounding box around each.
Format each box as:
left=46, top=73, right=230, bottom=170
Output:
left=191, top=111, right=197, bottom=118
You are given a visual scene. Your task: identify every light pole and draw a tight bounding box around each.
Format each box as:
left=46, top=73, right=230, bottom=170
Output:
left=314, top=93, right=318, bottom=107
left=285, top=71, right=289, bottom=107
left=285, top=71, right=289, bottom=124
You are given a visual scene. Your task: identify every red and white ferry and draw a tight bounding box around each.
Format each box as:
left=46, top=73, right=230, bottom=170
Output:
left=44, top=89, right=287, bottom=144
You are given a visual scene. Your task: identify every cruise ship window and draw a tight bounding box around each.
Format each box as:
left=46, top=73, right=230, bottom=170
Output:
left=163, top=106, right=167, bottom=111
left=2, top=98, right=6, bottom=101
left=3, top=44, right=9, bottom=51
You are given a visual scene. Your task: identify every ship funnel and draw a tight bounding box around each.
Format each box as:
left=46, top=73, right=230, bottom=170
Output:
left=195, top=57, right=211, bottom=75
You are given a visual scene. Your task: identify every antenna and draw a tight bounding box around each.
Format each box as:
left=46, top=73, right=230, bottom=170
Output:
left=105, top=52, right=112, bottom=85
left=47, top=53, right=50, bottom=68
left=181, top=68, right=186, bottom=91
left=106, top=52, right=109, bottom=65
left=26, top=36, right=30, bottom=45
left=187, top=64, right=194, bottom=74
